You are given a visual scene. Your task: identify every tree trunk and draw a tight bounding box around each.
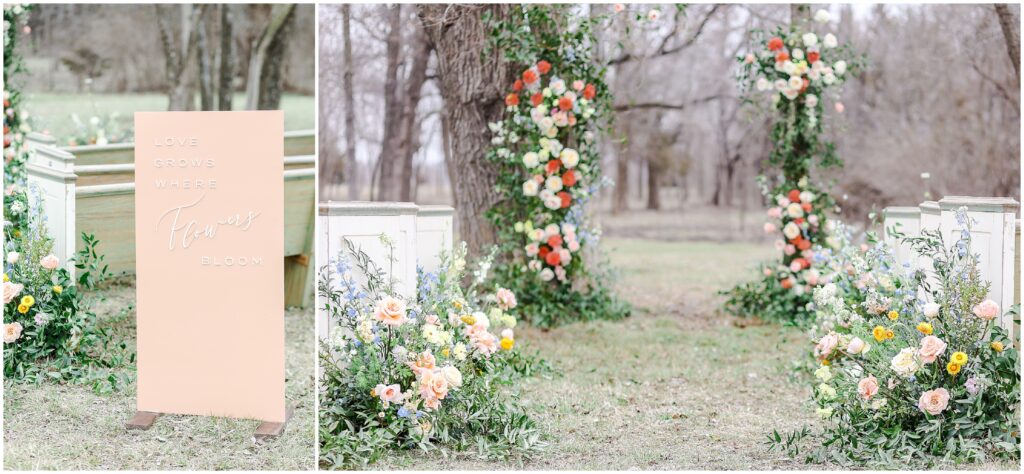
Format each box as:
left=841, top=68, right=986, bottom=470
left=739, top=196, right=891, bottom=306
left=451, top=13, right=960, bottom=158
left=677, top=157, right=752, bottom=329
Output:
left=244, top=4, right=296, bottom=110
left=418, top=4, right=517, bottom=257
left=156, top=4, right=206, bottom=111
left=197, top=11, right=214, bottom=110
left=994, top=4, right=1021, bottom=81
left=646, top=159, right=661, bottom=210
left=397, top=24, right=432, bottom=202
left=218, top=4, right=235, bottom=110
left=342, top=3, right=359, bottom=200
left=375, top=5, right=404, bottom=201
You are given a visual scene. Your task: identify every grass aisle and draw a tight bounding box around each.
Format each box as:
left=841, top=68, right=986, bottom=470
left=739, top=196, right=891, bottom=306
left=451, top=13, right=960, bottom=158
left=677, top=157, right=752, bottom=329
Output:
left=376, top=238, right=818, bottom=470
left=2, top=282, right=316, bottom=470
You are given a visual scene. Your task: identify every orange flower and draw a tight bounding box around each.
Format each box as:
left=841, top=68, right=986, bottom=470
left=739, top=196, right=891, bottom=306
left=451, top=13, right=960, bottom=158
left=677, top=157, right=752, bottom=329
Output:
left=807, top=51, right=820, bottom=63
left=547, top=234, right=563, bottom=249
left=545, top=159, right=561, bottom=175
left=512, top=79, right=523, bottom=91
left=545, top=250, right=561, bottom=266
left=558, top=96, right=573, bottom=111
left=562, top=169, right=577, bottom=187
left=796, top=239, right=812, bottom=251
left=559, top=191, right=571, bottom=208
left=522, top=69, right=539, bottom=84
left=781, top=278, right=794, bottom=289
left=505, top=93, right=519, bottom=107
left=583, top=83, right=597, bottom=100
left=530, top=92, right=543, bottom=106
left=788, top=189, right=801, bottom=202
left=536, top=60, right=552, bottom=74
left=767, top=37, right=784, bottom=51
left=775, top=51, right=789, bottom=63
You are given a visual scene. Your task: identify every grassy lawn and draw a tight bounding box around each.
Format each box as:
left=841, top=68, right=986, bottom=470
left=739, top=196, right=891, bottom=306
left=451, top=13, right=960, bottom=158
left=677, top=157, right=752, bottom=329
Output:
left=2, top=281, right=315, bottom=470
left=21, top=92, right=315, bottom=144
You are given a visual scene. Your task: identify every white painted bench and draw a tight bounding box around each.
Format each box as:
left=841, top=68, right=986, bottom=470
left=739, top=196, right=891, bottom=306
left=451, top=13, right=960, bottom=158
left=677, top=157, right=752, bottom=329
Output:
left=316, top=201, right=455, bottom=340
left=23, top=131, right=316, bottom=308
left=883, top=196, right=1020, bottom=336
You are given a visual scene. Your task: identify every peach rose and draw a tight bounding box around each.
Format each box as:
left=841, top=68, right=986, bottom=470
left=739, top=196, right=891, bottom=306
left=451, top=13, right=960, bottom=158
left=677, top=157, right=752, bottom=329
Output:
left=917, top=335, right=947, bottom=364
left=464, top=323, right=487, bottom=339
left=917, top=387, right=950, bottom=415
left=409, top=351, right=436, bottom=376
left=495, top=288, right=517, bottom=311
left=814, top=332, right=839, bottom=361
left=473, top=333, right=498, bottom=356
left=373, top=296, right=407, bottom=327
left=419, top=369, right=449, bottom=402
left=422, top=397, right=440, bottom=410
left=3, top=322, right=23, bottom=343
left=39, top=254, right=59, bottom=270
left=972, top=300, right=1000, bottom=321
left=424, top=314, right=441, bottom=326
left=3, top=281, right=24, bottom=304
left=374, top=383, right=405, bottom=406
left=846, top=337, right=868, bottom=355
left=857, top=375, right=879, bottom=400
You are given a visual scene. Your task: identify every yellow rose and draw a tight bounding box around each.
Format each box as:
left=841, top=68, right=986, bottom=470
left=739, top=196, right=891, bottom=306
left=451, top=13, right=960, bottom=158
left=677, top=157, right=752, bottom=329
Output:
left=20, top=295, right=34, bottom=306
left=500, top=337, right=515, bottom=351
left=17, top=303, right=29, bottom=314
left=916, top=322, right=933, bottom=335
left=991, top=341, right=1004, bottom=353
left=887, top=310, right=899, bottom=321
left=950, top=351, right=968, bottom=365
left=946, top=362, right=961, bottom=375
left=872, top=326, right=887, bottom=342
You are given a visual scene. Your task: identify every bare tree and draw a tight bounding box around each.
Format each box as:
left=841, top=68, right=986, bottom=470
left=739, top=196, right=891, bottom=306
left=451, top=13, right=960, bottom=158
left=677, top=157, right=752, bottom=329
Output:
left=994, top=4, right=1020, bottom=80
left=218, top=4, right=235, bottom=110
left=244, top=3, right=296, bottom=110
left=342, top=4, right=359, bottom=200
left=374, top=5, right=405, bottom=201
left=156, top=4, right=207, bottom=110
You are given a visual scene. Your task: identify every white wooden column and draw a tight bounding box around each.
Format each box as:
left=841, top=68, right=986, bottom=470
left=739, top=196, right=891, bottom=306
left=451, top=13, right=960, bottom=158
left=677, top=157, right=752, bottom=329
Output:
left=23, top=133, right=77, bottom=274
left=317, top=201, right=419, bottom=340
left=415, top=205, right=454, bottom=275
left=938, top=196, right=1019, bottom=333
left=882, top=206, right=921, bottom=268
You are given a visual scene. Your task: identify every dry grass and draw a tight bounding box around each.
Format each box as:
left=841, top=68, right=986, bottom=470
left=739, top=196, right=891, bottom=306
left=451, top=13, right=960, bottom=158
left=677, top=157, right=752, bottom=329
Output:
left=2, top=281, right=316, bottom=470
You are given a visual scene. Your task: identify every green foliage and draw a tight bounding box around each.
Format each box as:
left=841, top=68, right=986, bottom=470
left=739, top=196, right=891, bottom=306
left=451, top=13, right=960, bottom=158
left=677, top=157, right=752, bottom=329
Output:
left=318, top=239, right=546, bottom=469
left=483, top=4, right=629, bottom=328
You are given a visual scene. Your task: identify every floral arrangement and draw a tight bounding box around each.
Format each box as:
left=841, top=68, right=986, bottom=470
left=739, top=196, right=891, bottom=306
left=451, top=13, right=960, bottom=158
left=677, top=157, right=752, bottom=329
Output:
left=318, top=239, right=543, bottom=468
left=775, top=208, right=1020, bottom=466
left=3, top=5, right=125, bottom=393
left=65, top=112, right=131, bottom=146
left=484, top=6, right=629, bottom=327
left=725, top=9, right=858, bottom=324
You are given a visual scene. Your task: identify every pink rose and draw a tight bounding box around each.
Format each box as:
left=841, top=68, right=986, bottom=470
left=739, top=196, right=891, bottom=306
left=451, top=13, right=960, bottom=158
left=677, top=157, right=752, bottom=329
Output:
left=763, top=222, right=777, bottom=234
left=834, top=102, right=845, bottom=113
left=857, top=375, right=879, bottom=400
left=567, top=240, right=581, bottom=252
left=424, top=314, right=441, bottom=325
left=763, top=268, right=773, bottom=277
left=789, top=260, right=802, bottom=272
left=495, top=287, right=517, bottom=310
left=4, top=322, right=23, bottom=343
left=917, top=335, right=947, bottom=364
left=572, top=80, right=585, bottom=91
left=374, top=383, right=405, bottom=405
left=555, top=265, right=567, bottom=281
left=784, top=244, right=796, bottom=256
left=525, top=243, right=539, bottom=256
left=501, top=328, right=514, bottom=339
left=767, top=207, right=783, bottom=219
left=806, top=269, right=820, bottom=286
left=846, top=336, right=867, bottom=355
left=814, top=332, right=839, bottom=361
left=3, top=281, right=24, bottom=304
left=39, top=254, right=59, bottom=270
left=972, top=300, right=1000, bottom=321
left=774, top=240, right=786, bottom=251
left=559, top=248, right=572, bottom=265
left=917, top=388, right=950, bottom=415
left=472, top=333, right=498, bottom=356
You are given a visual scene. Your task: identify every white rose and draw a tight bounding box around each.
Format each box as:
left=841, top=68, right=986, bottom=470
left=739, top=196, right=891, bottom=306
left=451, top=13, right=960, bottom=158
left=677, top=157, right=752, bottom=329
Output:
left=560, top=148, right=580, bottom=168
left=442, top=365, right=463, bottom=389
left=802, top=32, right=818, bottom=48
left=792, top=48, right=805, bottom=60
left=834, top=60, right=847, bottom=75
left=814, top=9, right=830, bottom=23
left=756, top=77, right=770, bottom=91
left=544, top=194, right=562, bottom=210
left=923, top=302, right=940, bottom=318
left=783, top=222, right=801, bottom=240
left=774, top=79, right=788, bottom=91
left=545, top=176, right=563, bottom=192
left=786, top=203, right=804, bottom=218
left=788, top=76, right=803, bottom=90
left=522, top=179, right=539, bottom=196
left=783, top=89, right=799, bottom=101
left=799, top=191, right=815, bottom=203
left=539, top=268, right=555, bottom=281
left=890, top=347, right=922, bottom=378
left=823, top=33, right=838, bottom=49
left=783, top=60, right=797, bottom=75
left=522, top=152, right=539, bottom=168
left=6, top=251, right=19, bottom=264
left=823, top=72, right=836, bottom=85
left=805, top=94, right=818, bottom=108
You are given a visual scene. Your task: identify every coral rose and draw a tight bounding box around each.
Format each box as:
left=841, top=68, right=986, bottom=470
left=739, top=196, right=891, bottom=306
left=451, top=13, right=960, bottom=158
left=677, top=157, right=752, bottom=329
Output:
left=495, top=287, right=517, bottom=310
left=547, top=234, right=563, bottom=248
left=814, top=332, right=839, bottom=361
left=505, top=93, right=519, bottom=107
left=373, top=296, right=408, bottom=327
left=531, top=92, right=543, bottom=106
left=3, top=322, right=23, bottom=343
left=558, top=96, right=573, bottom=111
left=583, top=84, right=596, bottom=100
left=522, top=69, right=538, bottom=84
left=562, top=169, right=577, bottom=187
left=40, top=254, right=59, bottom=270
left=558, top=191, right=571, bottom=208
left=767, top=37, right=784, bottom=51
left=917, top=388, right=950, bottom=415
left=536, top=60, right=551, bottom=74
left=545, top=251, right=561, bottom=266
left=917, top=335, right=947, bottom=364
left=512, top=79, right=523, bottom=91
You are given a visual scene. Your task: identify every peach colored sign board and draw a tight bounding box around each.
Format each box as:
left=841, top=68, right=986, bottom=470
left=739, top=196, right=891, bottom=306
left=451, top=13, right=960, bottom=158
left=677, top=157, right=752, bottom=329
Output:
left=134, top=111, right=285, bottom=422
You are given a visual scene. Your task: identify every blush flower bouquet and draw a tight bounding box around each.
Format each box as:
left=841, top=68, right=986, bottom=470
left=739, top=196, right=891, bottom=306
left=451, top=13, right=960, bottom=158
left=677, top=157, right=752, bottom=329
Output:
left=318, top=239, right=544, bottom=468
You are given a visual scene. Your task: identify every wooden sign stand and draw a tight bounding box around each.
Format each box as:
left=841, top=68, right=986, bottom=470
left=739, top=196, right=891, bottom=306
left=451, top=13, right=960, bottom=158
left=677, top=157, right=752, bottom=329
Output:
left=126, top=408, right=294, bottom=440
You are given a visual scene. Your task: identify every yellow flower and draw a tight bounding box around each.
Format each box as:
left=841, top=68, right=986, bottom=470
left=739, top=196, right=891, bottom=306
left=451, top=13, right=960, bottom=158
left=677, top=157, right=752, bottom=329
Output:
left=872, top=326, right=887, bottom=342
left=821, top=359, right=831, bottom=366
left=951, top=351, right=968, bottom=366
left=885, top=329, right=894, bottom=340
left=2, top=273, right=8, bottom=282
left=452, top=300, right=464, bottom=310
left=442, top=347, right=451, bottom=357
left=17, top=303, right=29, bottom=314
left=20, top=295, right=34, bottom=307
left=460, top=314, right=476, bottom=325
left=946, top=362, right=961, bottom=375
left=52, top=285, right=63, bottom=294
left=500, top=337, right=515, bottom=351
left=991, top=341, right=1004, bottom=353
left=370, top=388, right=377, bottom=397
left=916, top=322, right=933, bottom=335
left=887, top=310, right=899, bottom=321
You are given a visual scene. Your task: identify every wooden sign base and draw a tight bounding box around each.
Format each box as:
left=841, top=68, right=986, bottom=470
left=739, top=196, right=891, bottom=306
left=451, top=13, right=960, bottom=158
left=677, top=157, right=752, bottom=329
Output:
left=124, top=407, right=293, bottom=440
